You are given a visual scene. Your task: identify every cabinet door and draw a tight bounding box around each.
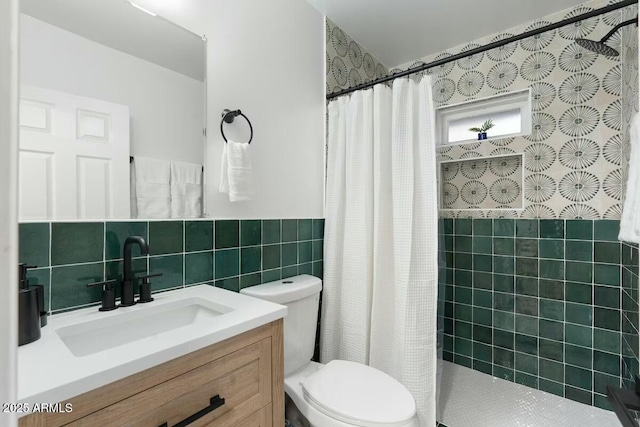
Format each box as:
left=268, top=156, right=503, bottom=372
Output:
left=67, top=339, right=272, bottom=427
left=234, top=406, right=272, bottom=427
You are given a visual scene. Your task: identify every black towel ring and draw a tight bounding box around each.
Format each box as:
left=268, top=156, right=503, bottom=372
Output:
left=220, top=109, right=253, bottom=144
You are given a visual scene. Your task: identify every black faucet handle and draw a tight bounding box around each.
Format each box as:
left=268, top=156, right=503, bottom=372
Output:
left=87, top=279, right=119, bottom=311
left=137, top=273, right=163, bottom=304
left=87, top=279, right=118, bottom=289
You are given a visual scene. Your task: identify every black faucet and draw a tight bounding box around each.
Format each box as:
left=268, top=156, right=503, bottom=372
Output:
left=121, top=236, right=149, bottom=307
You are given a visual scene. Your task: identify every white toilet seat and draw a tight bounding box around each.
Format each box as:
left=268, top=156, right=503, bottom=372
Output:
left=301, top=360, right=416, bottom=427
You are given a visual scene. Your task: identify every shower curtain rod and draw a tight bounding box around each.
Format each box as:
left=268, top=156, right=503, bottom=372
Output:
left=327, top=0, right=637, bottom=100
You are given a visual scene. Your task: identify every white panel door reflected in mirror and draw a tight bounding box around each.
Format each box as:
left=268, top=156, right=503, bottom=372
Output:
left=19, top=0, right=206, bottom=220
left=19, top=86, right=130, bottom=220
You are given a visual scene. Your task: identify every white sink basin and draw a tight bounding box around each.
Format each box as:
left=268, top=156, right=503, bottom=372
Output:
left=55, top=297, right=233, bottom=357
left=19, top=285, right=287, bottom=407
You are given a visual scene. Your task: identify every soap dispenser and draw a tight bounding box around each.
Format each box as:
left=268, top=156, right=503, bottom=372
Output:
left=18, top=264, right=42, bottom=346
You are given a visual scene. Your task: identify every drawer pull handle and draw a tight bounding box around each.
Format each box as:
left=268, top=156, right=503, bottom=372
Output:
left=158, top=395, right=225, bottom=427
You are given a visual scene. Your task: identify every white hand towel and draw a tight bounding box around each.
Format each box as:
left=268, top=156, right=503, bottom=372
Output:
left=134, top=156, right=171, bottom=219
left=219, top=140, right=254, bottom=202
left=130, top=162, right=138, bottom=219
left=219, top=143, right=229, bottom=194
left=170, top=161, right=203, bottom=218
left=619, top=113, right=640, bottom=242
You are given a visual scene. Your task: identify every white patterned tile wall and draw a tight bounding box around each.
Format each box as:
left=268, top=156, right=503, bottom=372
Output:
left=326, top=19, right=389, bottom=95
left=393, top=0, right=638, bottom=220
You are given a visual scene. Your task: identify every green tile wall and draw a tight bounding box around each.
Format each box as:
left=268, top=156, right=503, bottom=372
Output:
left=19, top=219, right=324, bottom=313
left=439, top=218, right=639, bottom=411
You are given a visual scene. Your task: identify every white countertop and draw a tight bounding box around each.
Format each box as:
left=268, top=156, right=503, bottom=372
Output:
left=18, top=285, right=287, bottom=410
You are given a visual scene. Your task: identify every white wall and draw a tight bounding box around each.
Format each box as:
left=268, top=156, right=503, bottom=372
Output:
left=20, top=14, right=205, bottom=165
left=0, top=0, right=19, bottom=425
left=133, top=0, right=326, bottom=219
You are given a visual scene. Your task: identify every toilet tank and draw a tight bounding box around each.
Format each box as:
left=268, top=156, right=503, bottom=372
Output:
left=240, top=275, right=322, bottom=375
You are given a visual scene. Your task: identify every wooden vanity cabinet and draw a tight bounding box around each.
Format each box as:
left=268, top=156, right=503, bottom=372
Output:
left=19, top=320, right=284, bottom=427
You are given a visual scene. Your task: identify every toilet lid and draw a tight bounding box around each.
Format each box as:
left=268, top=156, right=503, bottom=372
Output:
left=301, top=360, right=416, bottom=427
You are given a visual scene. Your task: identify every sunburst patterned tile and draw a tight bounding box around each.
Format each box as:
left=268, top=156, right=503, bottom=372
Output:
left=327, top=0, right=637, bottom=220
left=326, top=19, right=388, bottom=94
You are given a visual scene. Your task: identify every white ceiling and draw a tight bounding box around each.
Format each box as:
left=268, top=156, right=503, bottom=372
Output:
left=21, top=0, right=206, bottom=81
left=305, top=0, right=590, bottom=68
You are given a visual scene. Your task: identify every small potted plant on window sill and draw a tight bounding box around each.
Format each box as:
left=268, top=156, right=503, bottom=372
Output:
left=469, top=120, right=495, bottom=140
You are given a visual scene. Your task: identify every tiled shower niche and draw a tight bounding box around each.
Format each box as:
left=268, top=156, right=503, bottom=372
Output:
left=441, top=154, right=524, bottom=211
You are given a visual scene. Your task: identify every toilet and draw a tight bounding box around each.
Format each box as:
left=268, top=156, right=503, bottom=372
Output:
left=240, top=275, right=419, bottom=427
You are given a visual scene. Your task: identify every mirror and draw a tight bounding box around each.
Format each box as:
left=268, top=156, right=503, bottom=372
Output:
left=18, top=0, right=206, bottom=220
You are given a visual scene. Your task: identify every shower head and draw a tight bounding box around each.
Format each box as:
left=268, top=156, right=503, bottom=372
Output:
left=575, top=38, right=619, bottom=57
left=574, top=16, right=637, bottom=57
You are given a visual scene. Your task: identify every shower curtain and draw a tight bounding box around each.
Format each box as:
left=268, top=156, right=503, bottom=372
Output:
left=321, top=76, right=438, bottom=426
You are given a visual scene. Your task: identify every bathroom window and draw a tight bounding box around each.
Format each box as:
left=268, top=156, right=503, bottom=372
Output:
left=436, top=89, right=532, bottom=146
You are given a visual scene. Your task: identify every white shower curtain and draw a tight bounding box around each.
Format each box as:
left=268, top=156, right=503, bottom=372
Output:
left=321, top=76, right=438, bottom=426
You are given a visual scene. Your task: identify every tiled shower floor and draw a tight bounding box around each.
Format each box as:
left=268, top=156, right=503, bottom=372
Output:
left=437, top=361, right=620, bottom=427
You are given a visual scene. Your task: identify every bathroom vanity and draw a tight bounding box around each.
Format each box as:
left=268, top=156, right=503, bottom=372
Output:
left=17, top=286, right=287, bottom=427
